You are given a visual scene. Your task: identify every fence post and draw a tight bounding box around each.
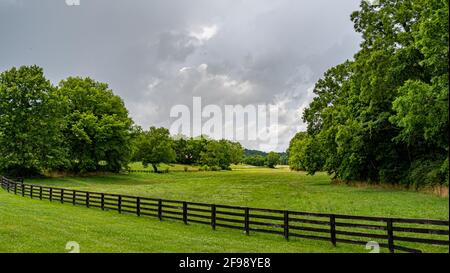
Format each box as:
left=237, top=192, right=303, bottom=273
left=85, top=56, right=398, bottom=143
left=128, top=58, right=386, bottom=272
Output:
left=387, top=219, right=395, bottom=253
left=73, top=191, right=76, bottom=205
left=158, top=199, right=162, bottom=220
left=30, top=185, right=33, bottom=198
left=284, top=211, right=289, bottom=241
left=60, top=189, right=64, bottom=203
left=183, top=202, right=188, bottom=224
left=101, top=193, right=105, bottom=210
left=49, top=187, right=52, bottom=201
left=244, top=207, right=250, bottom=236
left=39, top=186, right=42, bottom=200
left=86, top=192, right=90, bottom=208
left=330, top=214, right=337, bottom=246
left=136, top=197, right=141, bottom=216
left=14, top=183, right=17, bottom=195
left=118, top=195, right=122, bottom=213
left=211, top=204, right=216, bottom=230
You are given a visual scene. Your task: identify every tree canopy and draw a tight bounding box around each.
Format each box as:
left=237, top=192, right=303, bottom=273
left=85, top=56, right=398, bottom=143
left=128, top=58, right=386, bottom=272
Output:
left=57, top=77, right=134, bottom=173
left=0, top=66, right=67, bottom=176
left=289, top=0, right=449, bottom=187
left=138, top=127, right=176, bottom=173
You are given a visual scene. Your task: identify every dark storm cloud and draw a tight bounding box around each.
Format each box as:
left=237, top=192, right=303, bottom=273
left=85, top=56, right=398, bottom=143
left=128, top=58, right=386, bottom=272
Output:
left=0, top=0, right=362, bottom=151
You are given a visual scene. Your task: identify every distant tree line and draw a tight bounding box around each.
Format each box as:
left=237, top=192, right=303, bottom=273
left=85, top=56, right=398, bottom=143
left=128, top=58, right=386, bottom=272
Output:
left=132, top=130, right=245, bottom=172
left=243, top=151, right=286, bottom=168
left=288, top=0, right=448, bottom=187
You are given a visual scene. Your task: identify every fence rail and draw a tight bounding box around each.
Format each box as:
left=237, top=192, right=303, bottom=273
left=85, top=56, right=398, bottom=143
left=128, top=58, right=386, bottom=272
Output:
left=1, top=176, right=448, bottom=253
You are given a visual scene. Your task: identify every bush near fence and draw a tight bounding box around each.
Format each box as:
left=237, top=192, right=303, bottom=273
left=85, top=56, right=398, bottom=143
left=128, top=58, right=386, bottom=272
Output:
left=1, top=176, right=448, bottom=253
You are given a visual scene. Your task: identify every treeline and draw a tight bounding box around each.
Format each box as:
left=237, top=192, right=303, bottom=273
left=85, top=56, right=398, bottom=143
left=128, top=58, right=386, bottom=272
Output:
left=132, top=131, right=244, bottom=172
left=288, top=0, right=448, bottom=187
left=243, top=151, right=286, bottom=168
left=130, top=130, right=287, bottom=171
left=0, top=66, right=257, bottom=176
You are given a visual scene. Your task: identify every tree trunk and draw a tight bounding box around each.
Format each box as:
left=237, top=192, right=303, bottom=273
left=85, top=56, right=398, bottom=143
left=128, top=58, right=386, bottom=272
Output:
left=152, top=164, right=158, bottom=173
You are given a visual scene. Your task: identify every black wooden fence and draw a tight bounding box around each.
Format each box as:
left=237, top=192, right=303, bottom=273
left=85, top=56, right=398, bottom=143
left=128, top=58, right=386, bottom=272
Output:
left=1, top=176, right=448, bottom=253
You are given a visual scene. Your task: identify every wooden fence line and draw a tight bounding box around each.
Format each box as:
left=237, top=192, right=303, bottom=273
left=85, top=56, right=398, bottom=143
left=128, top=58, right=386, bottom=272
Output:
left=1, top=176, right=448, bottom=253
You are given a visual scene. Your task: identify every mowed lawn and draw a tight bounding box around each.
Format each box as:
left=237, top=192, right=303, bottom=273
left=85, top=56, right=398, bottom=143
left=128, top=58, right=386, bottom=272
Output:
left=29, top=166, right=448, bottom=220
left=0, top=190, right=361, bottom=253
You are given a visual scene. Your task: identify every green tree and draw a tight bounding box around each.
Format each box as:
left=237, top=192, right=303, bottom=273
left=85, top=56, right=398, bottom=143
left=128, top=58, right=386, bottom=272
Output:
left=0, top=65, right=67, bottom=176
left=57, top=77, right=133, bottom=173
left=266, top=152, right=280, bottom=168
left=185, top=136, right=209, bottom=165
left=200, top=139, right=235, bottom=170
left=243, top=155, right=267, bottom=166
left=292, top=0, right=448, bottom=186
left=228, top=141, right=244, bottom=165
left=278, top=153, right=289, bottom=165
left=139, top=127, right=176, bottom=172
left=288, top=132, right=308, bottom=171
left=130, top=125, right=145, bottom=162
left=390, top=0, right=449, bottom=186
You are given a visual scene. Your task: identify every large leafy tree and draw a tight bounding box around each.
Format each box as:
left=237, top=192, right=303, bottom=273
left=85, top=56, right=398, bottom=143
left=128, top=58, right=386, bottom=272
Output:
left=0, top=66, right=67, bottom=176
left=200, top=139, right=242, bottom=170
left=173, top=136, right=189, bottom=164
left=139, top=127, right=176, bottom=172
left=293, top=0, right=448, bottom=186
left=185, top=136, right=209, bottom=165
left=228, top=141, right=244, bottom=165
left=57, top=77, right=133, bottom=173
left=266, top=152, right=280, bottom=169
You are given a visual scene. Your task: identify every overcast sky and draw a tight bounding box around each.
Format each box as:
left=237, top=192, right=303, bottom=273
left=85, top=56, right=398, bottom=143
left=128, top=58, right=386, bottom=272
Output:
left=0, top=0, right=362, bottom=152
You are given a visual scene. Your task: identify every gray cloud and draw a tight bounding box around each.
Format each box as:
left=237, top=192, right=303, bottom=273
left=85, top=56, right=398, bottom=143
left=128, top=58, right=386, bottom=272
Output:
left=0, top=0, right=361, bottom=152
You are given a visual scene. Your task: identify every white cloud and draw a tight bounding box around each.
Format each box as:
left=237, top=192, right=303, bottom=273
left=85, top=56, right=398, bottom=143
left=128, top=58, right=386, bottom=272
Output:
left=189, top=25, right=218, bottom=43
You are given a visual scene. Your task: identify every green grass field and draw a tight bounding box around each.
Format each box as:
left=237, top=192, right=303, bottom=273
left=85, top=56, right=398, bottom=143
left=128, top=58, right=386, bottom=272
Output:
left=0, top=190, right=361, bottom=253
left=30, top=165, right=448, bottom=219
left=2, top=164, right=448, bottom=253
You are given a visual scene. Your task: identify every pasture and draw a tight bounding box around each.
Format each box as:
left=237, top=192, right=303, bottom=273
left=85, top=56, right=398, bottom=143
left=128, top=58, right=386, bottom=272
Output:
left=2, top=165, right=448, bottom=253
left=0, top=190, right=359, bottom=253
left=30, top=165, right=448, bottom=220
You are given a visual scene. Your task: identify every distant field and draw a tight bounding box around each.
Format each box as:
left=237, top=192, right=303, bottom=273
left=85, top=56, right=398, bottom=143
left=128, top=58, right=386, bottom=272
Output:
left=28, top=164, right=449, bottom=220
